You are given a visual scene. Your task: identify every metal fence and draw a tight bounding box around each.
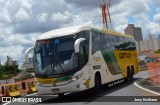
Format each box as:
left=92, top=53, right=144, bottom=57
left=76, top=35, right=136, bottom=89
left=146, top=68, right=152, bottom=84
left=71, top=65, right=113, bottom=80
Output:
left=148, top=62, right=160, bottom=84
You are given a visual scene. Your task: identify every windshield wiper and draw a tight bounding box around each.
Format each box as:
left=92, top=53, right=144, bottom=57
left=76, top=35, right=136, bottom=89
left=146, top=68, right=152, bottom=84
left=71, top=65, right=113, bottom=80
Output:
left=54, top=45, right=66, bottom=74
left=49, top=52, right=53, bottom=70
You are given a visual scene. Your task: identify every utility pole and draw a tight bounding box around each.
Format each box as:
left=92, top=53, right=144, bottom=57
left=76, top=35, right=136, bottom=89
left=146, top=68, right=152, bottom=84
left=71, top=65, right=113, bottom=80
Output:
left=100, top=0, right=107, bottom=28
left=99, top=0, right=112, bottom=29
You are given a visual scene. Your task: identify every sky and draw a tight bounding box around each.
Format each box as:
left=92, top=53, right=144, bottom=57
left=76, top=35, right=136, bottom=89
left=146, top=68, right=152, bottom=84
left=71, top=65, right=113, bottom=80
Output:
left=0, top=0, right=160, bottom=65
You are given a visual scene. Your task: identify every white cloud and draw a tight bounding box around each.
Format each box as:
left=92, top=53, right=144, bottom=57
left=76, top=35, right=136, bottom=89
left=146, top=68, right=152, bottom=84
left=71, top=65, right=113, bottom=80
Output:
left=51, top=11, right=72, bottom=22
left=154, top=13, right=160, bottom=23
left=71, top=15, right=92, bottom=26
left=0, top=27, right=13, bottom=38
left=37, top=13, right=48, bottom=23
left=151, top=0, right=160, bottom=9
left=110, top=0, right=150, bottom=17
left=15, top=8, right=30, bottom=21
left=20, top=0, right=32, bottom=11
left=0, top=32, right=39, bottom=64
left=112, top=17, right=128, bottom=33
left=8, top=35, right=32, bottom=45
left=0, top=10, right=11, bottom=24
left=0, top=45, right=24, bottom=64
left=147, top=22, right=160, bottom=35
left=133, top=14, right=150, bottom=39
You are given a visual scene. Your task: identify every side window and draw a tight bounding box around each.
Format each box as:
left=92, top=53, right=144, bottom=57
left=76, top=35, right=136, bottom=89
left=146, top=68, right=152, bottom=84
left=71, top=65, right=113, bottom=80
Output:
left=92, top=30, right=101, bottom=54
left=77, top=30, right=90, bottom=60
left=120, top=37, right=123, bottom=42
left=77, top=31, right=90, bottom=43
left=115, top=36, right=121, bottom=45
left=108, top=35, right=115, bottom=50
left=92, top=30, right=114, bottom=53
left=79, top=45, right=87, bottom=67
left=100, top=33, right=108, bottom=50
left=115, top=36, right=136, bottom=50
left=131, top=38, right=136, bottom=50
left=100, top=33, right=113, bottom=51
left=105, top=35, right=111, bottom=49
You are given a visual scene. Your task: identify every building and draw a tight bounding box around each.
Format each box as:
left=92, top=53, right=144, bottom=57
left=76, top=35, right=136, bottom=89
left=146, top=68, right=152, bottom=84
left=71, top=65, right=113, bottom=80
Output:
left=136, top=36, right=160, bottom=52
left=138, top=49, right=154, bottom=61
left=138, top=49, right=154, bottom=69
left=22, top=59, right=34, bottom=72
left=146, top=53, right=160, bottom=63
left=4, top=56, right=18, bottom=65
left=139, top=40, right=149, bottom=51
left=124, top=24, right=143, bottom=41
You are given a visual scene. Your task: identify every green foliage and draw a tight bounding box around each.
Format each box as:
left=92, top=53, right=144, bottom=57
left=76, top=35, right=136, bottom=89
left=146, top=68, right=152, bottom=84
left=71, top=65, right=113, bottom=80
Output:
left=115, top=42, right=136, bottom=50
left=155, top=49, right=160, bottom=54
left=0, top=64, right=20, bottom=80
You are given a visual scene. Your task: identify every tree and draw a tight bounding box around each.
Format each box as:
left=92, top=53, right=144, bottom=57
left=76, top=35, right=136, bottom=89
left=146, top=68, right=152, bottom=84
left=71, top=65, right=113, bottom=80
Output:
left=155, top=49, right=160, bottom=54
left=0, top=65, right=4, bottom=77
left=0, top=64, right=20, bottom=80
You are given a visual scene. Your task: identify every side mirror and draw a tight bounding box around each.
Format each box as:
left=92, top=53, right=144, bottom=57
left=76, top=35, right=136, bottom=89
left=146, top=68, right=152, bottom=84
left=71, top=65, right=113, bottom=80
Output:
left=74, top=38, right=86, bottom=53
left=25, top=47, right=34, bottom=63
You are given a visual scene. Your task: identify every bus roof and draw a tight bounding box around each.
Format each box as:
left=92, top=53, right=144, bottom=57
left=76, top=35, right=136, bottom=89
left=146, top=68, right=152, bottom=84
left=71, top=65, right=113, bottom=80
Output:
left=38, top=25, right=92, bottom=40
left=101, top=28, right=133, bottom=38
left=38, top=25, right=133, bottom=40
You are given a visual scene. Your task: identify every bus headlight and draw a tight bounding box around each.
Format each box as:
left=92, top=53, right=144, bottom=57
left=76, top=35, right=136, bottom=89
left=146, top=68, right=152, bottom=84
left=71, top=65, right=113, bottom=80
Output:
left=37, top=82, right=43, bottom=86
left=69, top=73, right=83, bottom=82
left=72, top=77, right=77, bottom=81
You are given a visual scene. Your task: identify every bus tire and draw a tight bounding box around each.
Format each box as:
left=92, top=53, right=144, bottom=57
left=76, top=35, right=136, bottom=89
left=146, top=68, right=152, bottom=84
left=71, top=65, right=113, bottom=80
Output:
left=130, top=66, right=134, bottom=81
left=94, top=73, right=101, bottom=95
left=58, top=93, right=64, bottom=99
left=125, top=67, right=131, bottom=82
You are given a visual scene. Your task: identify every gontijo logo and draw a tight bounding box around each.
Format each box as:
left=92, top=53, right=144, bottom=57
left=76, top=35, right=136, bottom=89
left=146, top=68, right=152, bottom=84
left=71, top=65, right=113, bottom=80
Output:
left=119, top=53, right=131, bottom=59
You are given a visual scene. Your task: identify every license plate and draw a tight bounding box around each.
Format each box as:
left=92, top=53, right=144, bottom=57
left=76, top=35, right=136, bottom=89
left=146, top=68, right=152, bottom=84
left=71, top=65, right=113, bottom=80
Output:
left=52, top=88, right=60, bottom=92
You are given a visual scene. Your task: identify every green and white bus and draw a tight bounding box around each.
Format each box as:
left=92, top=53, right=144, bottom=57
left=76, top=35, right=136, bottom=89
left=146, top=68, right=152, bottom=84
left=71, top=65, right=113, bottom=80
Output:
left=34, top=25, right=139, bottom=97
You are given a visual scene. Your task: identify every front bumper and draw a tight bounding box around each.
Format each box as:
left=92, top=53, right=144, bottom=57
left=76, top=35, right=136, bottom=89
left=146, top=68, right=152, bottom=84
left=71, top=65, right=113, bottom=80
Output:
left=36, top=80, right=86, bottom=95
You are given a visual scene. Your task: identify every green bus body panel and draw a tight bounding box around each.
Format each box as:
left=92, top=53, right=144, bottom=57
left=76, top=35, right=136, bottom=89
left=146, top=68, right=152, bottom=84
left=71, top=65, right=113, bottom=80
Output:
left=102, top=50, right=121, bottom=75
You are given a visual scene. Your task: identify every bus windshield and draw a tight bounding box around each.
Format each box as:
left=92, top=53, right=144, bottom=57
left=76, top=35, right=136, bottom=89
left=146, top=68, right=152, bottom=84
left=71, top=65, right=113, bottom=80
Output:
left=34, top=36, right=78, bottom=77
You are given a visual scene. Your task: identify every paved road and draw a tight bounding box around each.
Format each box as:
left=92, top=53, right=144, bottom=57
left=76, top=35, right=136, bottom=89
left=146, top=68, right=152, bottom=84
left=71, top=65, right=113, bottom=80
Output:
left=4, top=71, right=160, bottom=105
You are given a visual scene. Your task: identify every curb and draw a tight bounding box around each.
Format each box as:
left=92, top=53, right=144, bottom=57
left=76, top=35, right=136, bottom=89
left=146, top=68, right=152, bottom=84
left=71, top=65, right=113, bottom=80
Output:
left=134, top=80, right=160, bottom=96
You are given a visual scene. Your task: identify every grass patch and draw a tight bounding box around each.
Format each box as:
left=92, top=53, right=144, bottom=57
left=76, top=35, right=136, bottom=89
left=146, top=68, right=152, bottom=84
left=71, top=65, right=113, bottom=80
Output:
left=139, top=67, right=148, bottom=71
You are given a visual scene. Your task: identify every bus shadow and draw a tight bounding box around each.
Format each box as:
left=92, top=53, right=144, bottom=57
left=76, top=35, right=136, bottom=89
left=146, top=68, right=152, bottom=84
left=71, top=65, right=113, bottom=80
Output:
left=36, top=78, right=140, bottom=104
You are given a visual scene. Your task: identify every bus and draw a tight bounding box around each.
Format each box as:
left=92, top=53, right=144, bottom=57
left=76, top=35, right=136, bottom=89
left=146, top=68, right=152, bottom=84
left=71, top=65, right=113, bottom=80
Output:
left=33, top=25, right=138, bottom=97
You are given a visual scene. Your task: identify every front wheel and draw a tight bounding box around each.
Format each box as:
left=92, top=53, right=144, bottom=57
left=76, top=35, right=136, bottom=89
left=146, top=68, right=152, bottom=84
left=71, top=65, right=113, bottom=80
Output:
left=58, top=93, right=64, bottom=99
left=94, top=75, right=101, bottom=95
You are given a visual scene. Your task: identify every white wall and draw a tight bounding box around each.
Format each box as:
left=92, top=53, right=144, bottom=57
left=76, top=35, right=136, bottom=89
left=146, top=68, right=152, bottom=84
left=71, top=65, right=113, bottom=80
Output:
left=0, top=79, right=15, bottom=85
